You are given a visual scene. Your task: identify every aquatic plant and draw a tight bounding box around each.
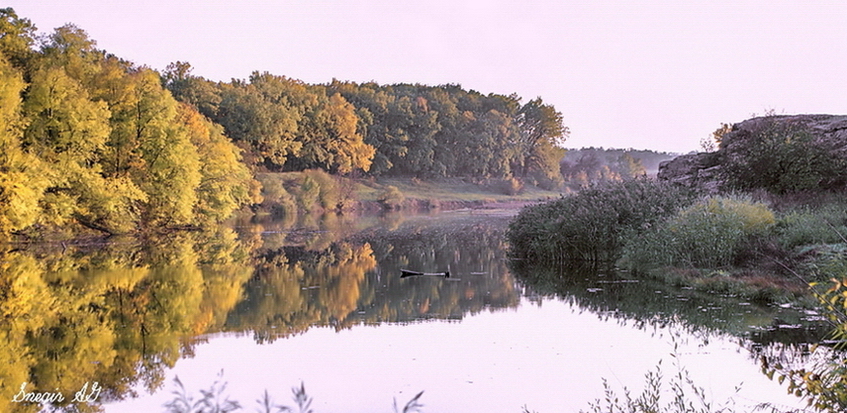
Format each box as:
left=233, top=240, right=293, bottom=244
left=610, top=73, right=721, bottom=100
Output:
left=162, top=374, right=424, bottom=413
left=393, top=390, right=424, bottom=413
left=574, top=345, right=741, bottom=413
left=761, top=277, right=847, bottom=412
left=621, top=195, right=776, bottom=270
left=507, top=177, right=696, bottom=265
left=163, top=371, right=241, bottom=413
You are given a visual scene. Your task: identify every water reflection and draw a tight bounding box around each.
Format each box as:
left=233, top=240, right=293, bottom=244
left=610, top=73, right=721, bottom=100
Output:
left=512, top=262, right=832, bottom=343
left=225, top=213, right=520, bottom=344
left=0, top=212, right=521, bottom=412
left=0, top=229, right=253, bottom=413
left=0, top=211, right=835, bottom=412
left=512, top=259, right=844, bottom=411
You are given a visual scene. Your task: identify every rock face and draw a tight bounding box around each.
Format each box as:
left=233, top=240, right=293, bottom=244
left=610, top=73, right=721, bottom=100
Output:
left=657, top=114, right=847, bottom=193
left=657, top=151, right=722, bottom=193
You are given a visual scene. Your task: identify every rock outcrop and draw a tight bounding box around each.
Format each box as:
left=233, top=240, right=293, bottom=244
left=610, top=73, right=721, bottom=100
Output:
left=658, top=114, right=847, bottom=193
left=657, top=151, right=722, bottom=193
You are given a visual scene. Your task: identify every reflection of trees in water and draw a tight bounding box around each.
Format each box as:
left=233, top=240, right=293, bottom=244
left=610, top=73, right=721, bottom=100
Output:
left=225, top=242, right=379, bottom=343
left=225, top=214, right=521, bottom=342
left=0, top=229, right=253, bottom=413
left=0, top=214, right=522, bottom=411
left=350, top=215, right=520, bottom=322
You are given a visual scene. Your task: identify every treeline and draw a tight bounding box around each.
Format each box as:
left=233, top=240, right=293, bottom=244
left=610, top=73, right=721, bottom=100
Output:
left=0, top=9, right=260, bottom=238
left=559, top=147, right=676, bottom=187
left=165, top=65, right=568, bottom=186
left=0, top=8, right=570, bottom=238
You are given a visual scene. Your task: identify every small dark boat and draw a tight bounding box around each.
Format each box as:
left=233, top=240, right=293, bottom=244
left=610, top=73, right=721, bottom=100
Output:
left=400, top=269, right=450, bottom=278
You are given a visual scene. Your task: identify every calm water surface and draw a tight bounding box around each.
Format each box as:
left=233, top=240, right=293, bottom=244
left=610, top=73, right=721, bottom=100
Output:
left=1, top=211, right=829, bottom=412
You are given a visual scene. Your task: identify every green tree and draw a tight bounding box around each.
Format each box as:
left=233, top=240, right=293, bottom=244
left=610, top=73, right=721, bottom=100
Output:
left=329, top=80, right=405, bottom=175
left=0, top=54, right=46, bottom=237
left=515, top=98, right=567, bottom=185
left=291, top=91, right=374, bottom=173
left=615, top=153, right=646, bottom=179
left=21, top=64, right=148, bottom=234
left=130, top=69, right=202, bottom=226
left=162, top=61, right=222, bottom=117
left=39, top=24, right=103, bottom=84
left=215, top=77, right=302, bottom=169
left=0, top=7, right=36, bottom=70
left=22, top=66, right=110, bottom=163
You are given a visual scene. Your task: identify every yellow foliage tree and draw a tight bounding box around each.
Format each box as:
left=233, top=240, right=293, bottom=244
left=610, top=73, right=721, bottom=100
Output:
left=178, top=104, right=261, bottom=224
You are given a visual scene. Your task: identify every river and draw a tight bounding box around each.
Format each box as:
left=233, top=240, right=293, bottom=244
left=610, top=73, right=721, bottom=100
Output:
left=0, top=210, right=832, bottom=412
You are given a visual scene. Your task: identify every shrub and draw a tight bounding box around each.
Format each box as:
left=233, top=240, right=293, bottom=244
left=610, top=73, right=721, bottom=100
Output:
left=494, top=177, right=524, bottom=195
left=295, top=174, right=321, bottom=212
left=256, top=174, right=297, bottom=218
left=507, top=177, right=696, bottom=264
left=721, top=120, right=847, bottom=194
left=621, top=196, right=776, bottom=270
left=774, top=203, right=847, bottom=249
left=378, top=185, right=405, bottom=210
left=302, top=169, right=341, bottom=211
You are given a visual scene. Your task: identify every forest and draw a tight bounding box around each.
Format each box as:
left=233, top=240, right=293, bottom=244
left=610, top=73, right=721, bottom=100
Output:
left=558, top=147, right=675, bottom=189
left=0, top=8, right=574, bottom=239
left=0, top=8, right=674, bottom=239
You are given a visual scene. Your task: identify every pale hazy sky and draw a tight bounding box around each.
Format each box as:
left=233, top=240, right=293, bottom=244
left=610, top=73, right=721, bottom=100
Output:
left=7, top=1, right=847, bottom=153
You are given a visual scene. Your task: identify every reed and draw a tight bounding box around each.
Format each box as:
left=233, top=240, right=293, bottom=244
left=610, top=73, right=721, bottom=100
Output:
left=507, top=177, right=696, bottom=265
left=162, top=374, right=424, bottom=413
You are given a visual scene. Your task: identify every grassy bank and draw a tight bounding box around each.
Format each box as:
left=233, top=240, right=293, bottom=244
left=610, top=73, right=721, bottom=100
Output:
left=507, top=178, right=847, bottom=304
left=256, top=171, right=563, bottom=216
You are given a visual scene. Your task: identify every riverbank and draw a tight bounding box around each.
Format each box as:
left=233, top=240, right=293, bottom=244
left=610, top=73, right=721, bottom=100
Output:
left=256, top=171, right=563, bottom=215
left=507, top=177, right=847, bottom=305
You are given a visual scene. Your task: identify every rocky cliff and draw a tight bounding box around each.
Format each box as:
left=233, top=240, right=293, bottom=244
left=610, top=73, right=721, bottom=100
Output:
left=657, top=114, right=847, bottom=193
left=657, top=151, right=722, bottom=193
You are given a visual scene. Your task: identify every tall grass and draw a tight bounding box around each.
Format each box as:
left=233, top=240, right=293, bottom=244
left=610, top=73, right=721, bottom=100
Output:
left=162, top=375, right=424, bottom=413
left=507, top=178, right=696, bottom=265
left=520, top=345, right=744, bottom=413
left=621, top=195, right=776, bottom=271
left=774, top=202, right=847, bottom=249
left=579, top=359, right=740, bottom=413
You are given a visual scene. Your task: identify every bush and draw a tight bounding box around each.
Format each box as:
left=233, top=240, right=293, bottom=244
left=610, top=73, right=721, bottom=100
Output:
left=492, top=177, right=524, bottom=195
left=295, top=174, right=321, bottom=212
left=507, top=178, right=696, bottom=264
left=621, top=196, right=776, bottom=270
left=302, top=169, right=341, bottom=211
left=775, top=202, right=847, bottom=249
left=256, top=174, right=297, bottom=218
left=721, top=120, right=847, bottom=193
left=378, top=186, right=405, bottom=210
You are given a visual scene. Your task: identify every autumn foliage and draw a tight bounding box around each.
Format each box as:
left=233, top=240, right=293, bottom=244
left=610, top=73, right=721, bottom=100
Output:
left=0, top=9, right=260, bottom=238
left=0, top=8, right=570, bottom=239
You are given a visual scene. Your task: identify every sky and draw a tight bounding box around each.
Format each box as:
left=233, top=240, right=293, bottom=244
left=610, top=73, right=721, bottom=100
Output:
left=6, top=0, right=847, bottom=153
